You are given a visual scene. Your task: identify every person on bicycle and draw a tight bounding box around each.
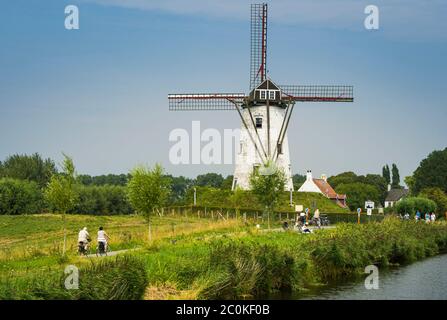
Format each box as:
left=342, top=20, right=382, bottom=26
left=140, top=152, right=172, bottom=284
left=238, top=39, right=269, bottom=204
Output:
left=97, top=226, right=110, bottom=253
left=78, top=227, right=91, bottom=253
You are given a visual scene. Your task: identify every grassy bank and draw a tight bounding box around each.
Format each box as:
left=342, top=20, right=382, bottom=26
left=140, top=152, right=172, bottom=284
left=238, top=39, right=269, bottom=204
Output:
left=140, top=217, right=447, bottom=299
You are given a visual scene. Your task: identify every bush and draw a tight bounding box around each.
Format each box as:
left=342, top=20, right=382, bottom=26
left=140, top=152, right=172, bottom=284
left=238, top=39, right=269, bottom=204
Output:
left=0, top=255, right=148, bottom=300
left=395, top=198, right=415, bottom=214
left=395, top=197, right=436, bottom=214
left=0, top=178, right=44, bottom=215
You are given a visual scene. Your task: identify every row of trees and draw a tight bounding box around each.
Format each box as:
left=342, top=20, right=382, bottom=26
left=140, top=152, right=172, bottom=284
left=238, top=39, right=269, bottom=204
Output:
left=327, top=172, right=388, bottom=210
left=1, top=148, right=446, bottom=216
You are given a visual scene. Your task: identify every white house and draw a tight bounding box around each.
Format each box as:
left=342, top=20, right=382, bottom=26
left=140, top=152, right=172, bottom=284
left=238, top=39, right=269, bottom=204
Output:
left=384, top=185, right=409, bottom=208
left=298, top=170, right=347, bottom=208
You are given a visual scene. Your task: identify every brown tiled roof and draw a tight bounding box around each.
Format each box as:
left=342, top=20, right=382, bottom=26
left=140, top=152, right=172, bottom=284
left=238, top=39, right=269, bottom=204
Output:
left=313, top=178, right=346, bottom=199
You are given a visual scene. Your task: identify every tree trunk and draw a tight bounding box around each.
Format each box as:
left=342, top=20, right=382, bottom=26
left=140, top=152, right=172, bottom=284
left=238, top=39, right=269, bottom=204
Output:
left=62, top=212, right=67, bottom=256
left=268, top=211, right=271, bottom=230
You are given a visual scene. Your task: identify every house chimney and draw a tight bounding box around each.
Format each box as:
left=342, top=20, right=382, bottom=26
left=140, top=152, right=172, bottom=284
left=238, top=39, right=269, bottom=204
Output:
left=306, top=170, right=313, bottom=181
left=321, top=174, right=327, bottom=182
left=387, top=184, right=391, bottom=191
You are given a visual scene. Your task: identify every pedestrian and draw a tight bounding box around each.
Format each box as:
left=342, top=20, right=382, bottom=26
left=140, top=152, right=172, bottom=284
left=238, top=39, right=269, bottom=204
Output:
left=425, top=212, right=431, bottom=223
left=299, top=211, right=306, bottom=225
left=430, top=212, right=436, bottom=223
left=416, top=210, right=421, bottom=222
left=313, top=208, right=321, bottom=228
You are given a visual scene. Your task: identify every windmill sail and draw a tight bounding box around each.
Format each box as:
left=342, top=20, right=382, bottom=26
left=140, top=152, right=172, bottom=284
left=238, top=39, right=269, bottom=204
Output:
left=279, top=85, right=354, bottom=102
left=250, top=3, right=268, bottom=91
left=168, top=93, right=245, bottom=111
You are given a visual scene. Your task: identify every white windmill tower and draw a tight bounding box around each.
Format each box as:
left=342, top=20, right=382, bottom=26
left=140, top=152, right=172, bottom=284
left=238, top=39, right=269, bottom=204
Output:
left=169, top=3, right=354, bottom=191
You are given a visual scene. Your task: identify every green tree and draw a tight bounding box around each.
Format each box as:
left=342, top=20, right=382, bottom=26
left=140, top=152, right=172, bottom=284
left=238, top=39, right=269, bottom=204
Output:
left=404, top=175, right=416, bottom=195
left=0, top=153, right=57, bottom=187
left=229, top=187, right=245, bottom=219
left=292, top=174, right=306, bottom=190
left=363, top=174, right=388, bottom=205
left=127, top=164, right=171, bottom=241
left=395, top=198, right=415, bottom=215
left=327, top=172, right=358, bottom=190
left=72, top=185, right=132, bottom=215
left=412, top=197, right=437, bottom=214
left=78, top=174, right=129, bottom=186
left=419, top=187, right=447, bottom=215
left=391, top=163, right=401, bottom=188
left=335, top=183, right=380, bottom=211
left=249, top=161, right=286, bottom=229
left=44, top=154, right=78, bottom=255
left=328, top=172, right=387, bottom=205
left=166, top=175, right=193, bottom=204
left=195, top=173, right=224, bottom=188
left=0, top=178, right=44, bottom=215
left=382, top=165, right=391, bottom=185
left=221, top=175, right=234, bottom=190
left=413, top=148, right=447, bottom=194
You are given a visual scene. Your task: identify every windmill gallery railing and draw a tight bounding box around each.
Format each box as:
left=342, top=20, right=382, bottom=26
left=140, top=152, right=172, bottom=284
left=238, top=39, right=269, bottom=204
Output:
left=156, top=205, right=384, bottom=225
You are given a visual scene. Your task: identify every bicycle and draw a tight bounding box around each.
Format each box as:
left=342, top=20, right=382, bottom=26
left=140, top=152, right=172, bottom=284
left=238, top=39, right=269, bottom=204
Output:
left=96, top=242, right=111, bottom=256
left=78, top=241, right=91, bottom=256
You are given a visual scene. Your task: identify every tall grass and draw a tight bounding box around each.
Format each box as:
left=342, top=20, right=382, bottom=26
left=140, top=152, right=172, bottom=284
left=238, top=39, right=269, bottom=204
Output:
left=0, top=255, right=148, bottom=300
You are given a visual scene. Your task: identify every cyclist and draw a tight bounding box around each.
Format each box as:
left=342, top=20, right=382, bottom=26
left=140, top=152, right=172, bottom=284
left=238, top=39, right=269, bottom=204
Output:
left=78, top=227, right=91, bottom=255
left=97, top=226, right=110, bottom=254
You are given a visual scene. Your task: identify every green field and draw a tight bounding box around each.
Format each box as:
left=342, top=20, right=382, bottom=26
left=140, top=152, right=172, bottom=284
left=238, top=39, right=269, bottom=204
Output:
left=1, top=214, right=447, bottom=300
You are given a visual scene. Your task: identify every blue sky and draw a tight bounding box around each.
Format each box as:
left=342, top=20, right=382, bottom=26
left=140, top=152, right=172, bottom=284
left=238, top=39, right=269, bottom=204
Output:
left=0, top=0, right=446, bottom=181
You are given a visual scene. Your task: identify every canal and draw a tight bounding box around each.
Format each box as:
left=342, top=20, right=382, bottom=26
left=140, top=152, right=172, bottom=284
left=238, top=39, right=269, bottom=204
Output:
left=285, top=254, right=447, bottom=300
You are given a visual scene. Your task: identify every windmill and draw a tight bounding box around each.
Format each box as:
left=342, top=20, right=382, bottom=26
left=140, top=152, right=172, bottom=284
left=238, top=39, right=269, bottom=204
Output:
left=168, top=3, right=354, bottom=191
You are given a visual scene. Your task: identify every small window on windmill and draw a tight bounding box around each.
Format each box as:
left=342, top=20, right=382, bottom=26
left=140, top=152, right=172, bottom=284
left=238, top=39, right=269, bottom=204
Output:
left=277, top=143, right=283, bottom=154
left=260, top=90, right=267, bottom=100
left=255, top=117, right=262, bottom=129
left=239, top=142, right=243, bottom=154
left=253, top=164, right=261, bottom=175
left=268, top=90, right=276, bottom=100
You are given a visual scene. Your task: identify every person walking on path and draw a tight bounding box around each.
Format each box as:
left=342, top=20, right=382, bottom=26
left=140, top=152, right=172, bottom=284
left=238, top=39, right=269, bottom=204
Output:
left=430, top=212, right=436, bottom=223
left=416, top=210, right=421, bottom=222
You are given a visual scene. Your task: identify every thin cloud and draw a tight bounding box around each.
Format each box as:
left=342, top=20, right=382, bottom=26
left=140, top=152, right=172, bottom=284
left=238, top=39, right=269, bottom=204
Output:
left=81, top=0, right=447, bottom=41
